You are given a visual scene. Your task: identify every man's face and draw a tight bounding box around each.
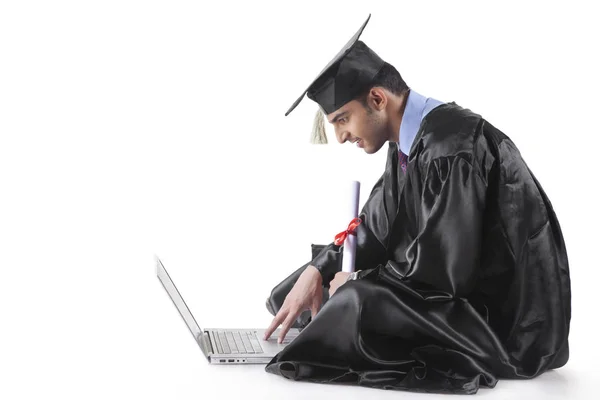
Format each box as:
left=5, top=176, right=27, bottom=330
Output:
left=326, top=98, right=389, bottom=154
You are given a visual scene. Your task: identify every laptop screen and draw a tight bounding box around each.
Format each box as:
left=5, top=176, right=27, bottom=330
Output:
left=156, top=257, right=208, bottom=357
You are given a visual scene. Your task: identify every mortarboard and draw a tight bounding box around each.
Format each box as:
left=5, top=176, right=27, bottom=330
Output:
left=285, top=14, right=386, bottom=144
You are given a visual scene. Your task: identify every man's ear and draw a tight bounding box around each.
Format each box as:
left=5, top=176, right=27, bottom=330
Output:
left=369, top=87, right=387, bottom=111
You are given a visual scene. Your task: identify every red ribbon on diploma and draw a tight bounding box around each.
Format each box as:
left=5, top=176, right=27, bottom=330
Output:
left=334, top=218, right=362, bottom=246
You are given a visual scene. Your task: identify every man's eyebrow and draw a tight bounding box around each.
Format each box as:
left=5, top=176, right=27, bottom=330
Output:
left=328, top=111, right=349, bottom=124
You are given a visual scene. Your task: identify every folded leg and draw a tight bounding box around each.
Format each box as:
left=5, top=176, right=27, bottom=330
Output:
left=265, top=270, right=504, bottom=394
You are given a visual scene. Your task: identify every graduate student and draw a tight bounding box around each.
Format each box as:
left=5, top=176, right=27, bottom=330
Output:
left=263, top=15, right=571, bottom=394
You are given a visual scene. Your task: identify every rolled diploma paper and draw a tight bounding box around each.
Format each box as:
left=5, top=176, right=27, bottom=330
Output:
left=341, top=180, right=361, bottom=273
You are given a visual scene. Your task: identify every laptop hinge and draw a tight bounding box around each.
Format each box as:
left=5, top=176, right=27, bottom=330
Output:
left=203, top=331, right=214, bottom=354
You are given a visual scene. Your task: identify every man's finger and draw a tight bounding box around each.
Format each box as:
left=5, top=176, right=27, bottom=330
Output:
left=277, top=313, right=297, bottom=344
left=264, top=309, right=287, bottom=340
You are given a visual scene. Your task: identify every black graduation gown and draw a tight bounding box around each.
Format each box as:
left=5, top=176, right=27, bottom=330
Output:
left=264, top=103, right=571, bottom=394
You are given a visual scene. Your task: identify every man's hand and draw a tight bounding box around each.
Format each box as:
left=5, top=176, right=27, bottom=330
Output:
left=264, top=265, right=323, bottom=344
left=328, top=271, right=351, bottom=297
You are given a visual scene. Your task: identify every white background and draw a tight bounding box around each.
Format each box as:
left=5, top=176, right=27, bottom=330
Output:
left=1, top=1, right=598, bottom=398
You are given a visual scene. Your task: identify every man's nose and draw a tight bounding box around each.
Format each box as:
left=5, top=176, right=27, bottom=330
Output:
left=336, top=130, right=351, bottom=144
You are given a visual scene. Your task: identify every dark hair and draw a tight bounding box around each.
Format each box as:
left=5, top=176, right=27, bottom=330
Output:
left=357, top=62, right=408, bottom=108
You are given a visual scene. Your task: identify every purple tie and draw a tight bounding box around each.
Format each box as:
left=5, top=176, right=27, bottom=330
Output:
left=398, top=151, right=408, bottom=174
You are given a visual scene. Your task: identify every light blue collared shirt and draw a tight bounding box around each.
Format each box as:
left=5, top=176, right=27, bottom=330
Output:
left=398, top=90, right=444, bottom=155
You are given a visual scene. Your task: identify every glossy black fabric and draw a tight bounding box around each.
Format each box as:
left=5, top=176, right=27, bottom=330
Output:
left=264, top=103, right=571, bottom=394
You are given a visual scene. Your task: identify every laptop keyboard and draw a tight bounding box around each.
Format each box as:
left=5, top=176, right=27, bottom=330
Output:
left=214, top=330, right=264, bottom=354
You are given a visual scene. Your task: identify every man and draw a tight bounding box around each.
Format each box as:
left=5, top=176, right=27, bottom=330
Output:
left=263, top=15, right=571, bottom=394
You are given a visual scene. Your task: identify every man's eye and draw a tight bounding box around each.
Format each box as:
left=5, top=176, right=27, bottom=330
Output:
left=339, top=118, right=347, bottom=124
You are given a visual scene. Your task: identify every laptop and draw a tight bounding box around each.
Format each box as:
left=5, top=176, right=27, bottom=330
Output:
left=156, top=257, right=300, bottom=364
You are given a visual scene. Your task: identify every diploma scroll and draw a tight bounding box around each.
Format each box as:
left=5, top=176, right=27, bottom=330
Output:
left=341, top=181, right=361, bottom=273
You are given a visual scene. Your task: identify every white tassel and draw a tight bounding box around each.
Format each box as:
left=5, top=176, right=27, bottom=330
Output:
left=310, top=108, right=328, bottom=144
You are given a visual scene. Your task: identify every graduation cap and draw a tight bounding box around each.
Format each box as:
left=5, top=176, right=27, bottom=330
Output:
left=285, top=14, right=385, bottom=144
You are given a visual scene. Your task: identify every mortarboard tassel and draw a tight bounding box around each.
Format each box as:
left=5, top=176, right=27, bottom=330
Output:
left=310, top=108, right=328, bottom=144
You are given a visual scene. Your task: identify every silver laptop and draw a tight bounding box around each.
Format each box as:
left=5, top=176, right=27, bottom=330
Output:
left=156, top=257, right=300, bottom=364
